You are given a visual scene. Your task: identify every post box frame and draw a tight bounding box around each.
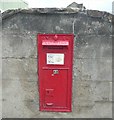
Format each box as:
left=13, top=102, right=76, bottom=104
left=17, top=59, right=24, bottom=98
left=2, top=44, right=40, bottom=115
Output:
left=38, top=34, right=74, bottom=112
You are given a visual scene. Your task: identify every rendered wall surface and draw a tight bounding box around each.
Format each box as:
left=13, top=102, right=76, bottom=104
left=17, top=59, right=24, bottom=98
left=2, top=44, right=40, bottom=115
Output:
left=0, top=11, right=2, bottom=119
left=2, top=9, right=113, bottom=118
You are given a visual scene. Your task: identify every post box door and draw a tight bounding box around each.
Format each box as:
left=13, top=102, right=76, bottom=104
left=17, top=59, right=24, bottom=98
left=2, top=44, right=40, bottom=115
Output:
left=43, top=69, right=68, bottom=108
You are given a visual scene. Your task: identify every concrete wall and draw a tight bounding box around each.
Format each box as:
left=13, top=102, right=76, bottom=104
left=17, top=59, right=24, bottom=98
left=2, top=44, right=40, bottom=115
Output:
left=2, top=9, right=113, bottom=118
left=0, top=12, right=2, bottom=119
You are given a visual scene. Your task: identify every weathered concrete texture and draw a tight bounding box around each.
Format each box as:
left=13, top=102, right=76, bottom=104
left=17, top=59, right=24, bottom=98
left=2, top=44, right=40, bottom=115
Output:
left=2, top=79, right=38, bottom=118
left=2, top=30, right=37, bottom=58
left=2, top=8, right=113, bottom=118
left=74, top=17, right=112, bottom=36
left=2, top=59, right=37, bottom=81
left=75, top=35, right=112, bottom=58
left=74, top=58, right=112, bottom=81
left=0, top=11, right=2, bottom=119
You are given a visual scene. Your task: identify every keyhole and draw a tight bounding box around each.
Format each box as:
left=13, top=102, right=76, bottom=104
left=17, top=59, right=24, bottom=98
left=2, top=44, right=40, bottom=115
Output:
left=47, top=91, right=49, bottom=94
left=53, top=70, right=59, bottom=74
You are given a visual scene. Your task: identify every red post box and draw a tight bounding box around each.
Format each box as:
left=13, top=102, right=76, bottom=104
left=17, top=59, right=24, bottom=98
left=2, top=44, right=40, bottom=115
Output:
left=38, top=34, right=74, bottom=112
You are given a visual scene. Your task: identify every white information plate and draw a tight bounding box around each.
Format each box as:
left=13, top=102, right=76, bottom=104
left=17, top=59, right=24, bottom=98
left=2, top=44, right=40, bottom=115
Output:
left=47, top=53, right=64, bottom=65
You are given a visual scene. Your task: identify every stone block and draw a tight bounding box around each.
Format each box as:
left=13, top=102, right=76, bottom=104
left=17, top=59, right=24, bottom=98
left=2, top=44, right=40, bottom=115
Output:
left=73, top=102, right=112, bottom=118
left=2, top=79, right=38, bottom=118
left=93, top=81, right=111, bottom=101
left=74, top=35, right=112, bottom=58
left=80, top=58, right=112, bottom=81
left=72, top=79, right=112, bottom=117
left=92, top=102, right=112, bottom=118
left=73, top=80, right=95, bottom=107
left=74, top=15, right=92, bottom=35
left=73, top=80, right=111, bottom=105
left=2, top=59, right=37, bottom=81
left=2, top=30, right=37, bottom=58
left=73, top=58, right=112, bottom=81
left=74, top=14, right=112, bottom=35
left=87, top=10, right=104, bottom=18
left=3, top=14, right=73, bottom=34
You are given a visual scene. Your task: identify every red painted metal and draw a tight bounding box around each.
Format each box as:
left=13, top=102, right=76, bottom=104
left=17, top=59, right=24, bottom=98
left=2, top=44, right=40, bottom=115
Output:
left=42, top=40, right=69, bottom=46
left=38, top=34, right=74, bottom=112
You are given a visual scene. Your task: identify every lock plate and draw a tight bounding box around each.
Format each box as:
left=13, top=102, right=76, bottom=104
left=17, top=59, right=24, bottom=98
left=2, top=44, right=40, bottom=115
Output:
left=53, top=70, right=59, bottom=74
